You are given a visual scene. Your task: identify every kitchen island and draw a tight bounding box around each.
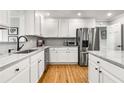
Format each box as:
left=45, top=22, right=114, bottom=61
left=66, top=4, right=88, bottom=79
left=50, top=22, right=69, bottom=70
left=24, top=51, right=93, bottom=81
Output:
left=88, top=50, right=124, bottom=83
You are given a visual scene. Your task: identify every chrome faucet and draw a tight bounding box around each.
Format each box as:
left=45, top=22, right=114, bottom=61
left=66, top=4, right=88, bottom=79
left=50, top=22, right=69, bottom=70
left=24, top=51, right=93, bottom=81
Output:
left=17, top=36, right=28, bottom=51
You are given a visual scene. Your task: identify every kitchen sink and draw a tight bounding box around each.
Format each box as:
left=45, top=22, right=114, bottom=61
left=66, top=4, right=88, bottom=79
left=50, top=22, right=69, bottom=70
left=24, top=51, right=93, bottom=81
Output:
left=15, top=49, right=38, bottom=54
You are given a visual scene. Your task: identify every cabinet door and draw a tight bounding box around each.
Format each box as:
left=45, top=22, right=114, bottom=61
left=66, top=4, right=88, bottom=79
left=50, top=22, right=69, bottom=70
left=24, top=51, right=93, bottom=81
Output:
left=100, top=68, right=122, bottom=83
left=57, top=51, right=68, bottom=62
left=67, top=51, right=78, bottom=62
left=49, top=51, right=58, bottom=62
left=30, top=61, right=38, bottom=83
left=0, top=10, right=9, bottom=26
left=8, top=67, right=30, bottom=83
left=43, top=18, right=59, bottom=37
left=88, top=61, right=99, bottom=83
left=24, top=10, right=35, bottom=35
left=35, top=11, right=41, bottom=35
left=58, top=19, right=69, bottom=37
left=38, top=60, right=44, bottom=78
left=69, top=19, right=83, bottom=37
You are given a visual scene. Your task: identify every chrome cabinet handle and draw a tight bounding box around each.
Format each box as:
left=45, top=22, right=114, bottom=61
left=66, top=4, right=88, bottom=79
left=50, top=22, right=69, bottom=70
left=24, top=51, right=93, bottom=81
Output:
left=99, top=71, right=102, bottom=73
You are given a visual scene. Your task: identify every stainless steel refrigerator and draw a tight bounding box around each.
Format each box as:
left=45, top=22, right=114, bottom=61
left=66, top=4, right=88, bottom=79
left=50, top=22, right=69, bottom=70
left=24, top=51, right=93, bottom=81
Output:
left=76, top=27, right=100, bottom=67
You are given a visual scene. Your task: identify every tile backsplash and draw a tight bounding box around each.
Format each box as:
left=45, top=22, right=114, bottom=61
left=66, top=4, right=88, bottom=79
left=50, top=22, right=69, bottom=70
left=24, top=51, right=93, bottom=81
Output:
left=44, top=38, right=76, bottom=46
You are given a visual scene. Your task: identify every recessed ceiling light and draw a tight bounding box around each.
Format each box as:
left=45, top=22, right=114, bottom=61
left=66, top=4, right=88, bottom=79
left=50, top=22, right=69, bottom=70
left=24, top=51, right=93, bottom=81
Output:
left=46, top=12, right=50, bottom=16
left=77, top=12, right=81, bottom=16
left=107, top=12, right=112, bottom=17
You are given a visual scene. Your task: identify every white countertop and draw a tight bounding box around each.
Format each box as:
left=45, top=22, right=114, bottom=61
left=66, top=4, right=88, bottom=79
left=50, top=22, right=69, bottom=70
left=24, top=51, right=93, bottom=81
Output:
left=49, top=46, right=78, bottom=48
left=0, top=46, right=77, bottom=71
left=0, top=46, right=49, bottom=70
left=89, top=50, right=124, bottom=69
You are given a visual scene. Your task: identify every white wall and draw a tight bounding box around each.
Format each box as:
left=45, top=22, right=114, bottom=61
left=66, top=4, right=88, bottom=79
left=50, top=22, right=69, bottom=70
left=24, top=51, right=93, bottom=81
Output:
left=96, top=21, right=109, bottom=27
left=105, top=14, right=124, bottom=51
left=109, top=14, right=124, bottom=25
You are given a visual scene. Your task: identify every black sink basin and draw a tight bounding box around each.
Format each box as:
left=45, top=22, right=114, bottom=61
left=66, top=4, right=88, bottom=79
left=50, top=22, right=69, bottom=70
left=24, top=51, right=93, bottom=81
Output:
left=15, top=49, right=38, bottom=54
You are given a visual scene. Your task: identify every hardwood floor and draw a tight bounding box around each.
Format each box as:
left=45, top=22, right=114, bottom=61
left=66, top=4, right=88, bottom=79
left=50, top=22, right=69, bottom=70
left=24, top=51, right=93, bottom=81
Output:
left=38, top=64, right=88, bottom=83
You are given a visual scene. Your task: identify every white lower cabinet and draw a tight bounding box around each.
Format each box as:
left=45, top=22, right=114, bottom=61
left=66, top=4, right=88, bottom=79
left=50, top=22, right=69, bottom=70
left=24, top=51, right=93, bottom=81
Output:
left=50, top=51, right=58, bottom=62
left=30, top=60, right=39, bottom=83
left=30, top=50, right=45, bottom=83
left=0, top=50, right=45, bottom=83
left=38, top=51, right=45, bottom=79
left=0, top=58, right=30, bottom=83
left=88, top=61, right=99, bottom=83
left=8, top=67, right=30, bottom=83
left=99, top=68, right=122, bottom=83
left=89, top=54, right=124, bottom=83
left=49, top=47, right=78, bottom=63
left=38, top=60, right=44, bottom=78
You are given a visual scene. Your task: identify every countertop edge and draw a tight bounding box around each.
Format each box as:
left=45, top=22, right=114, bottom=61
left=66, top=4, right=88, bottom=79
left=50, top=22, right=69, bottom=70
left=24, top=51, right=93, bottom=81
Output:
left=88, top=52, right=124, bottom=69
left=0, top=46, right=49, bottom=71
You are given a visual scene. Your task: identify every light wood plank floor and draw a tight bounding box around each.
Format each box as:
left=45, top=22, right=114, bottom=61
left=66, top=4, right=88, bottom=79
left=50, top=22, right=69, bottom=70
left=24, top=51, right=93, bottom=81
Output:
left=38, top=65, right=88, bottom=83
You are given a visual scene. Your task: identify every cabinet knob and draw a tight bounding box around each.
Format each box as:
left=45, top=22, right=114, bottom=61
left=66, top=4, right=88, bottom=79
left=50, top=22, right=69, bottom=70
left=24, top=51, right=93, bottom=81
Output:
left=95, top=68, right=98, bottom=70
left=97, top=61, right=100, bottom=63
left=15, top=68, right=19, bottom=72
left=99, top=71, right=102, bottom=73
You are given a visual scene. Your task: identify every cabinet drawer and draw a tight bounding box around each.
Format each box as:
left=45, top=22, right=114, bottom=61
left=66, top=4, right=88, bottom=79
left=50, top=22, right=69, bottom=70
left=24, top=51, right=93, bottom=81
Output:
left=50, top=47, right=78, bottom=52
left=67, top=47, right=78, bottom=51
left=0, top=58, right=29, bottom=83
left=89, top=54, right=102, bottom=65
left=100, top=60, right=124, bottom=82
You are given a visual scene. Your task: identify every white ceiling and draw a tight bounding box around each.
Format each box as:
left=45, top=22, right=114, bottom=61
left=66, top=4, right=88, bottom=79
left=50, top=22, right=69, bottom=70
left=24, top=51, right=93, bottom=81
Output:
left=38, top=10, right=124, bottom=21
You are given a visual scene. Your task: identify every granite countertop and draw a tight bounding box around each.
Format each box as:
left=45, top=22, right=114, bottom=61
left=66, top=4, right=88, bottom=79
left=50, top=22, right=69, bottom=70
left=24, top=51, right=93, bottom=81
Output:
left=0, top=46, right=49, bottom=71
left=89, top=50, right=124, bottom=69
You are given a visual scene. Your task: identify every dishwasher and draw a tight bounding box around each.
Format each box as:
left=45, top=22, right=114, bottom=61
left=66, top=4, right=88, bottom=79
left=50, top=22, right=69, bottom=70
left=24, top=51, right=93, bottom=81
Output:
left=44, top=48, right=49, bottom=70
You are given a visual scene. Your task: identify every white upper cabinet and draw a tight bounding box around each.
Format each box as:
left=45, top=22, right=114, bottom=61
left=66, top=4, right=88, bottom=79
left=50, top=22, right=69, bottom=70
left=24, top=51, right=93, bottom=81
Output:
left=42, top=18, right=59, bottom=37
left=83, top=19, right=96, bottom=28
left=68, top=19, right=96, bottom=37
left=58, top=19, right=69, bottom=37
left=41, top=18, right=96, bottom=37
left=24, top=10, right=35, bottom=35
left=69, top=19, right=84, bottom=37
left=0, top=10, right=9, bottom=26
left=24, top=10, right=42, bottom=36
left=35, top=11, right=41, bottom=36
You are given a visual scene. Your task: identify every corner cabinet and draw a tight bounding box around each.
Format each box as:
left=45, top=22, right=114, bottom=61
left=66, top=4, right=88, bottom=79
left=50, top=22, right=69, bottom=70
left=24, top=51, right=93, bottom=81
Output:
left=88, top=54, right=124, bottom=83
